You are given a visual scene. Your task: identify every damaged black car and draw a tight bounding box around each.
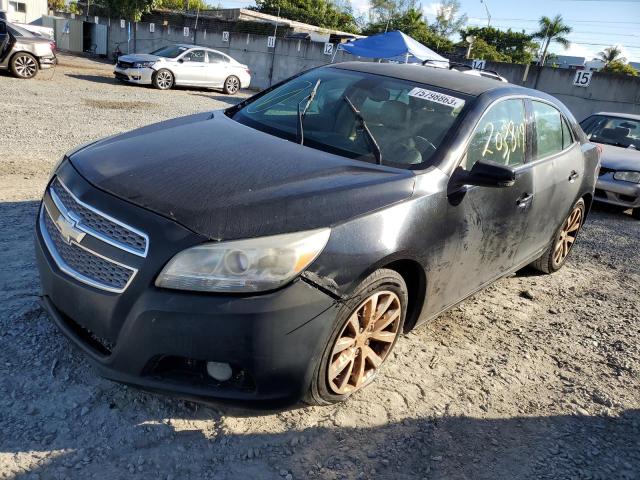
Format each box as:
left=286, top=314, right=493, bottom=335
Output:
left=36, top=62, right=600, bottom=406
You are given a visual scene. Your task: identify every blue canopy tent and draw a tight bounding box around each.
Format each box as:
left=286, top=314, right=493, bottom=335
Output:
left=338, top=30, right=448, bottom=64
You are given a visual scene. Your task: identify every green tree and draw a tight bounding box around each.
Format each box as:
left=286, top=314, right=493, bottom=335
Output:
left=156, top=0, right=211, bottom=10
left=602, top=60, right=638, bottom=76
left=532, top=14, right=572, bottom=66
left=102, top=0, right=158, bottom=20
left=251, top=0, right=359, bottom=33
left=48, top=0, right=66, bottom=11
left=468, top=38, right=509, bottom=62
left=597, top=46, right=625, bottom=67
left=460, top=26, right=539, bottom=64
left=431, top=0, right=467, bottom=37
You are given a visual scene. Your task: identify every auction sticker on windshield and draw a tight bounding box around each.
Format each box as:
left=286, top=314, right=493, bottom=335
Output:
left=408, top=88, right=465, bottom=109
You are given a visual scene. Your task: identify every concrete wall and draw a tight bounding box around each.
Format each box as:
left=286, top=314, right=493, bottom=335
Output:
left=484, top=61, right=640, bottom=121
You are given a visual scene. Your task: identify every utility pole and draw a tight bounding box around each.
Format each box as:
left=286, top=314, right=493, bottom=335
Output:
left=480, top=0, right=491, bottom=27
left=267, top=5, right=280, bottom=87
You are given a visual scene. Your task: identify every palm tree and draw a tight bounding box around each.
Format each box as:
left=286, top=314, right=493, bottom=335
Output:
left=533, top=14, right=572, bottom=66
left=598, top=46, right=626, bottom=67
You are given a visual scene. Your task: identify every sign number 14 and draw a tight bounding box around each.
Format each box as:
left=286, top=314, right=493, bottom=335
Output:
left=573, top=71, right=592, bottom=88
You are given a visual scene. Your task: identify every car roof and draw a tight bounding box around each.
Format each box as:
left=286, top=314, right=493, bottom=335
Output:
left=590, top=111, right=640, bottom=121
left=174, top=44, right=230, bottom=56
left=330, top=61, right=529, bottom=97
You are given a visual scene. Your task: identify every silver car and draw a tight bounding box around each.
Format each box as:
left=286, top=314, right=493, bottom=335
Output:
left=0, top=20, right=56, bottom=79
left=114, top=44, right=251, bottom=94
left=580, top=112, right=640, bottom=219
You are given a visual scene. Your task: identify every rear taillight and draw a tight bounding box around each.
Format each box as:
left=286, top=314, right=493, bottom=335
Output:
left=245, top=69, right=251, bottom=75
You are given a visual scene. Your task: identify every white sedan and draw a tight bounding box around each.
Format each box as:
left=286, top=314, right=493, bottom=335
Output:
left=114, top=44, right=251, bottom=94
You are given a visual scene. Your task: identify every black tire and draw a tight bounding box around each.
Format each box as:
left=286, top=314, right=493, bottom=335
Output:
left=305, top=268, right=408, bottom=406
left=223, top=75, right=240, bottom=95
left=152, top=69, right=174, bottom=90
left=10, top=52, right=38, bottom=79
left=632, top=208, right=640, bottom=220
left=530, top=198, right=586, bottom=274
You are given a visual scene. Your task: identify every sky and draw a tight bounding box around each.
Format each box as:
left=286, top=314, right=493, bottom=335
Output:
left=218, top=0, right=640, bottom=62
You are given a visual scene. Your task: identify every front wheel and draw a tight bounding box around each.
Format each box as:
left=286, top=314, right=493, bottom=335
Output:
left=223, top=75, right=240, bottom=95
left=530, top=198, right=586, bottom=274
left=10, top=53, right=39, bottom=79
left=305, top=269, right=407, bottom=405
left=152, top=69, right=174, bottom=90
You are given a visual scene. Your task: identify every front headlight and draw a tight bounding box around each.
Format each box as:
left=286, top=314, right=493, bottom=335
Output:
left=613, top=171, right=640, bottom=183
left=134, top=61, right=155, bottom=68
left=155, top=228, right=331, bottom=293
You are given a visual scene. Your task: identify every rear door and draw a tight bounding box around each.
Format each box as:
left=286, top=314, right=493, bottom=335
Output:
left=433, top=98, right=535, bottom=311
left=205, top=50, right=229, bottom=87
left=519, top=100, right=583, bottom=259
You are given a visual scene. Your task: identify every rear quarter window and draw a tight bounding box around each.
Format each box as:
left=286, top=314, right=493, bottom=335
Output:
left=532, top=101, right=563, bottom=159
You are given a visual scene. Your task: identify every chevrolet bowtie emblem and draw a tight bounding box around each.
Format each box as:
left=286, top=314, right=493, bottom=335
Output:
left=55, top=214, right=86, bottom=245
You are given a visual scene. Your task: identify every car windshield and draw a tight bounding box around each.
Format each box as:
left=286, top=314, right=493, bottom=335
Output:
left=581, top=115, right=640, bottom=149
left=231, top=68, right=469, bottom=168
left=149, top=45, right=189, bottom=58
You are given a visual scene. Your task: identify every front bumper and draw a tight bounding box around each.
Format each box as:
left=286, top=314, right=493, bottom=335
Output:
left=113, top=66, right=154, bottom=84
left=35, top=163, right=338, bottom=406
left=595, top=174, right=640, bottom=208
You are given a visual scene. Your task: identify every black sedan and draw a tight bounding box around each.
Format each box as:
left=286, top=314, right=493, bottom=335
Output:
left=35, top=62, right=600, bottom=406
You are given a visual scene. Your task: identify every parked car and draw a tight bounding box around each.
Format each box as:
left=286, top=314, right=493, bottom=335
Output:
left=0, top=19, right=56, bottom=79
left=114, top=44, right=251, bottom=94
left=36, top=62, right=599, bottom=406
left=580, top=112, right=640, bottom=219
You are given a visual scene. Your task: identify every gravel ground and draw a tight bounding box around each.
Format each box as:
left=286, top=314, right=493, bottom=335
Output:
left=0, top=54, right=639, bottom=480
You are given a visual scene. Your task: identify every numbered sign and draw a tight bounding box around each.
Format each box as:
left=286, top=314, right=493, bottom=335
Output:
left=472, top=59, right=486, bottom=70
left=573, top=70, right=592, bottom=88
left=183, top=27, right=190, bottom=37
left=94, top=16, right=99, bottom=24
left=149, top=23, right=155, bottom=33
left=267, top=36, right=276, bottom=48
left=222, top=31, right=229, bottom=42
left=120, top=19, right=125, bottom=29
left=323, top=43, right=334, bottom=56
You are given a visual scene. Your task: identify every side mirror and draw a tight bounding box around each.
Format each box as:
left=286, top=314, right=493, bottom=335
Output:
left=451, top=160, right=517, bottom=189
left=178, top=58, right=185, bottom=63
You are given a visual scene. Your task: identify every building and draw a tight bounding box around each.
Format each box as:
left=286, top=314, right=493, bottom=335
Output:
left=545, top=55, right=586, bottom=69
left=0, top=0, right=47, bottom=23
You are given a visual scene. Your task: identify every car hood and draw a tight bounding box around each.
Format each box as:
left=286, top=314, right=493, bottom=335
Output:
left=69, top=112, right=416, bottom=240
left=599, top=144, right=640, bottom=171
left=117, top=53, right=162, bottom=63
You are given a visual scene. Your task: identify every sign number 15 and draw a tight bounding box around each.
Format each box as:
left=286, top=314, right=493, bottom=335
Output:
left=573, top=71, right=592, bottom=88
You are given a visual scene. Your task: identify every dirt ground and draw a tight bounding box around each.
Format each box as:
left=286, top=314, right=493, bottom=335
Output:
left=0, top=54, right=638, bottom=480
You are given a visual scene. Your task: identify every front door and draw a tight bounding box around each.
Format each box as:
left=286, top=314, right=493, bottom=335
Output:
left=428, top=98, right=534, bottom=314
left=176, top=49, right=208, bottom=85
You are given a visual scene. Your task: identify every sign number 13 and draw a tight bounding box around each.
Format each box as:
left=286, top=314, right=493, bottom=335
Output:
left=573, top=71, right=592, bottom=88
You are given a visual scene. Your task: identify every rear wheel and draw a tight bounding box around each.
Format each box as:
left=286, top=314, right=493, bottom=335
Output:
left=223, top=75, right=240, bottom=95
left=10, top=53, right=38, bottom=79
left=152, top=69, right=174, bottom=90
left=305, top=269, right=407, bottom=405
left=530, top=199, right=585, bottom=273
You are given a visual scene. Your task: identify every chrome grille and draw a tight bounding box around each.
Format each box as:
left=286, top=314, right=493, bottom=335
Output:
left=50, top=177, right=148, bottom=256
left=42, top=207, right=135, bottom=292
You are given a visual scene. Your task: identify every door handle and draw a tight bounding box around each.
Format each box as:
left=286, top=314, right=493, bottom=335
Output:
left=516, top=193, right=534, bottom=208
left=569, top=170, right=580, bottom=182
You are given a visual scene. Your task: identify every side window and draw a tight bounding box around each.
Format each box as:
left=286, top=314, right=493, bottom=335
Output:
left=561, top=117, right=574, bottom=150
left=183, top=50, right=205, bottom=63
left=532, top=101, right=563, bottom=159
left=464, top=99, right=527, bottom=170
left=207, top=51, right=229, bottom=64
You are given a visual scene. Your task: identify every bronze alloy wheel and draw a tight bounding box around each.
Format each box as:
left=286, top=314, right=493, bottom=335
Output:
left=554, top=205, right=583, bottom=265
left=327, top=290, right=402, bottom=395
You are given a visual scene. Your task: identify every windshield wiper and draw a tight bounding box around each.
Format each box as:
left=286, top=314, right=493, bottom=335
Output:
left=296, top=79, right=321, bottom=145
left=341, top=95, right=382, bottom=165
